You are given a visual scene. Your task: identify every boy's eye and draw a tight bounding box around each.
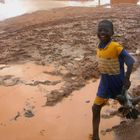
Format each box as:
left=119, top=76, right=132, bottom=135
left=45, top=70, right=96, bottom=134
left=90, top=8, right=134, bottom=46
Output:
left=98, top=28, right=108, bottom=33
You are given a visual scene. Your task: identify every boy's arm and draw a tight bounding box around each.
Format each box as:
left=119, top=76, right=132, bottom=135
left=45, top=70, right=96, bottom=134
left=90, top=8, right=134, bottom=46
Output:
left=124, top=57, right=134, bottom=89
left=120, top=49, right=135, bottom=89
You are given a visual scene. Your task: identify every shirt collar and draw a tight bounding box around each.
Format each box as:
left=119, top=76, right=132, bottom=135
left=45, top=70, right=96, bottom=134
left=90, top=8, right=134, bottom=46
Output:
left=98, top=39, right=112, bottom=49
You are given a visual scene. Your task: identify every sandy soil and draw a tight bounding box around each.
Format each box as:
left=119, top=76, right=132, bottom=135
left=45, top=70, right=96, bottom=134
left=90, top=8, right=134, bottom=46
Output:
left=0, top=3, right=140, bottom=140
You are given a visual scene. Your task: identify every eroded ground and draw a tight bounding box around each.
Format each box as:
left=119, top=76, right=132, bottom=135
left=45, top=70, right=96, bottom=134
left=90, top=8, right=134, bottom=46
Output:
left=0, top=4, right=140, bottom=140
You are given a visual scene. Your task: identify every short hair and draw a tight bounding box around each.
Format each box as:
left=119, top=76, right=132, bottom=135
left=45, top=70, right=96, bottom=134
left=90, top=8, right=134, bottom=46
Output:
left=98, top=20, right=114, bottom=34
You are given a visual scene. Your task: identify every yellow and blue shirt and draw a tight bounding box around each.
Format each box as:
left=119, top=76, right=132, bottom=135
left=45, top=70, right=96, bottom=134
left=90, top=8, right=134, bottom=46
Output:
left=96, top=41, right=134, bottom=100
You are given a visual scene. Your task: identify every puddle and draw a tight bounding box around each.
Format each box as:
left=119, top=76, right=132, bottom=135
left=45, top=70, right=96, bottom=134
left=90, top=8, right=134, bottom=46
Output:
left=0, top=0, right=140, bottom=20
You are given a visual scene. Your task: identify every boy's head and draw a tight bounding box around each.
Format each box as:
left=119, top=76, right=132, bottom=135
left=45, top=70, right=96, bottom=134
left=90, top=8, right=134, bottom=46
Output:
left=97, top=20, right=114, bottom=43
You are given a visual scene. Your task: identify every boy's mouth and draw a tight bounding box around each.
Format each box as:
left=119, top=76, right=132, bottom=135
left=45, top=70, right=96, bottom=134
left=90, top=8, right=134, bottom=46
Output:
left=100, top=34, right=106, bottom=38
left=99, top=35, right=106, bottom=40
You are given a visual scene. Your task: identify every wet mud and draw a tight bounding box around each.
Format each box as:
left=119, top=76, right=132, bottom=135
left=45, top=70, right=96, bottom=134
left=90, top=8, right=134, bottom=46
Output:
left=0, top=3, right=140, bottom=140
left=0, top=4, right=140, bottom=105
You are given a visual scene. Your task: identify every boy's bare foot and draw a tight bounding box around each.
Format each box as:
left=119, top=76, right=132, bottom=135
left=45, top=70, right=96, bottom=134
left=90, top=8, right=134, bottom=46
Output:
left=92, top=138, right=100, bottom=140
left=89, top=134, right=100, bottom=140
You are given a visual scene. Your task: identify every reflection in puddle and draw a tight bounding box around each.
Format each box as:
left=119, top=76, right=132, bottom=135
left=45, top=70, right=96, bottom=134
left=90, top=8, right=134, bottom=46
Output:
left=0, top=0, right=140, bottom=20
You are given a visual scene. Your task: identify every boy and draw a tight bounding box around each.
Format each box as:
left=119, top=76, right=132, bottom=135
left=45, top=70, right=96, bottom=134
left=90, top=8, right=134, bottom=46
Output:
left=92, top=20, right=135, bottom=140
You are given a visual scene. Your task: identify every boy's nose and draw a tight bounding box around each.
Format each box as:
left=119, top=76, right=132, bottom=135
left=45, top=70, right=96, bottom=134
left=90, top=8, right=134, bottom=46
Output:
left=100, top=30, right=106, bottom=35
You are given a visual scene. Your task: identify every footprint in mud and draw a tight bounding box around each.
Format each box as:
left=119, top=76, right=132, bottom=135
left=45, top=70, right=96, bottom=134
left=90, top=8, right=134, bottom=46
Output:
left=25, top=102, right=35, bottom=109
left=10, top=111, right=21, bottom=121
left=14, top=112, right=21, bottom=121
left=0, top=122, right=6, bottom=127
left=25, top=97, right=36, bottom=107
left=85, top=100, right=90, bottom=103
left=40, top=129, right=46, bottom=136
left=56, top=116, right=61, bottom=119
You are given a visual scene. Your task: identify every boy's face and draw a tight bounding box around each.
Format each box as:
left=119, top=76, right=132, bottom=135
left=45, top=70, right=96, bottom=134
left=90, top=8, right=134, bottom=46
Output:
left=97, top=22, right=113, bottom=43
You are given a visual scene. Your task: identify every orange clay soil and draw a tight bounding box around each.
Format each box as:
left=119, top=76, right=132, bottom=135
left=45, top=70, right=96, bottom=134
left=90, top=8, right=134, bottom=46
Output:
left=0, top=3, right=140, bottom=140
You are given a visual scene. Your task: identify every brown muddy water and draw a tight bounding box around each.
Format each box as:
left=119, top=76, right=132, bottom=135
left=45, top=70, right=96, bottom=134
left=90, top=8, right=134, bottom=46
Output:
left=0, top=0, right=140, bottom=20
left=1, top=62, right=140, bottom=140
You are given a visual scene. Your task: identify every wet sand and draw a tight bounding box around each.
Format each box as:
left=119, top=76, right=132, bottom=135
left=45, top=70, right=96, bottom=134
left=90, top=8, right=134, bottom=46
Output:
left=0, top=62, right=139, bottom=140
left=0, top=62, right=120, bottom=140
left=0, top=2, right=140, bottom=140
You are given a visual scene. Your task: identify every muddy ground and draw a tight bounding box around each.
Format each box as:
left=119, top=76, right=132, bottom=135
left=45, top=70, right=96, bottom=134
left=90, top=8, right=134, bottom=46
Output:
left=0, top=4, right=140, bottom=140
left=0, top=4, right=140, bottom=104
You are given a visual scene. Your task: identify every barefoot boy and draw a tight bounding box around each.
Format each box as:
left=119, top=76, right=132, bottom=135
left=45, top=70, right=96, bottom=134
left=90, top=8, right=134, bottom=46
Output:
left=92, top=20, right=135, bottom=140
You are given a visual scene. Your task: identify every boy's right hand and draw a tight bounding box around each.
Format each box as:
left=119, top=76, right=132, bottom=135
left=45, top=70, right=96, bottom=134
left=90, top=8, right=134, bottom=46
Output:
left=123, top=78, right=131, bottom=90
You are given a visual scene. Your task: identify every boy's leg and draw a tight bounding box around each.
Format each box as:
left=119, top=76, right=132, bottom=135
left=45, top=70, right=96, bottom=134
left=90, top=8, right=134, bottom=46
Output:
left=92, top=104, right=102, bottom=140
left=92, top=96, right=108, bottom=140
